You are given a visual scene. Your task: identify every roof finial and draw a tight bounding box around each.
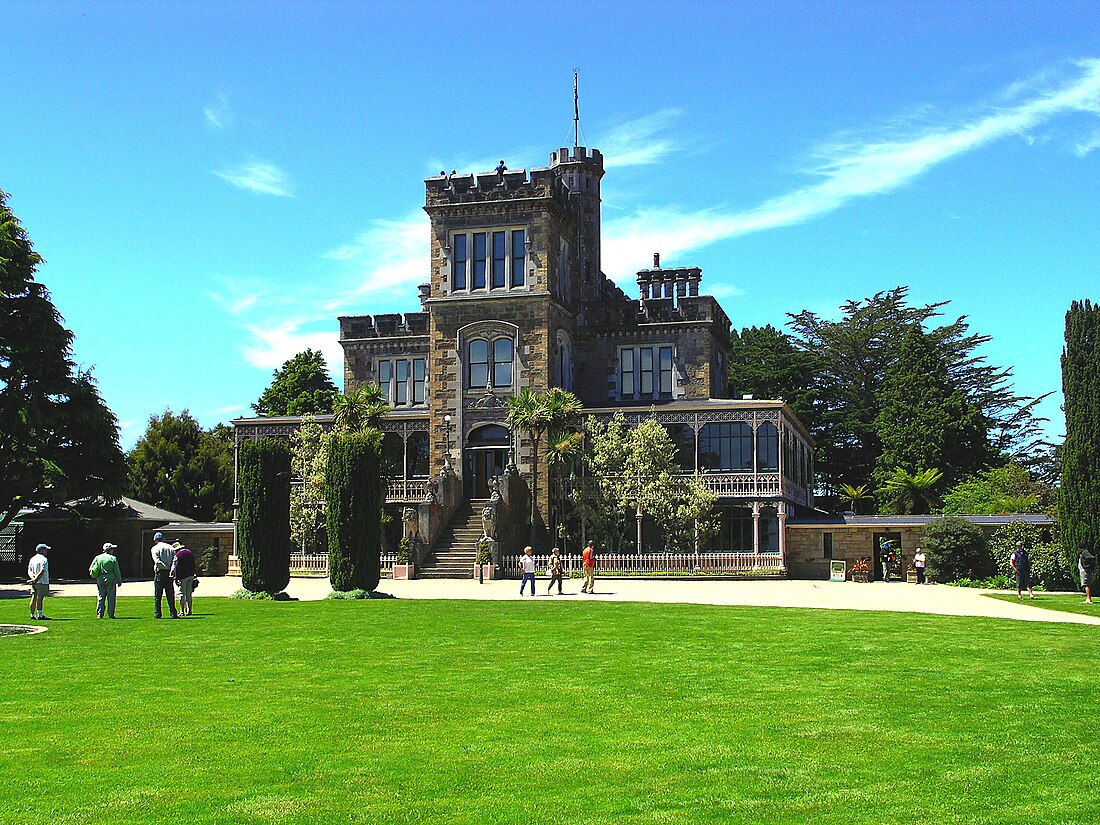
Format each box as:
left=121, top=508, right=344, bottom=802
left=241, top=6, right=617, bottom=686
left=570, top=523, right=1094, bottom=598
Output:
left=573, top=68, right=580, bottom=150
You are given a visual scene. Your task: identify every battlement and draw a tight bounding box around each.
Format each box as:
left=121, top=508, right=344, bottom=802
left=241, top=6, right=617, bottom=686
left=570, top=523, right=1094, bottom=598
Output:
left=549, top=146, right=605, bottom=172
left=636, top=253, right=703, bottom=301
left=339, top=312, right=429, bottom=340
left=424, top=166, right=572, bottom=210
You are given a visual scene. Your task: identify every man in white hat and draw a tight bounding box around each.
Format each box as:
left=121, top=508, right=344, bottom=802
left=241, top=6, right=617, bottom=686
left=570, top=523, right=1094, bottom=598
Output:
left=89, top=542, right=123, bottom=618
left=27, top=544, right=51, bottom=621
left=150, top=532, right=178, bottom=619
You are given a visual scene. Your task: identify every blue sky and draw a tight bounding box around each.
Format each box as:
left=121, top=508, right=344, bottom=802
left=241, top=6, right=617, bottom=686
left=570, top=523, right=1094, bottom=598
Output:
left=3, top=1, right=1098, bottom=449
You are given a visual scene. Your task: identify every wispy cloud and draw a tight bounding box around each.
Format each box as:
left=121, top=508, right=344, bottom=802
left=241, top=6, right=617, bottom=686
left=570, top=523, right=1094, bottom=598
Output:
left=1074, top=128, right=1100, bottom=156
left=599, top=108, right=683, bottom=168
left=204, top=94, right=232, bottom=130
left=601, top=59, right=1100, bottom=279
left=207, top=276, right=269, bottom=315
left=323, top=212, right=430, bottom=307
left=208, top=403, right=244, bottom=417
left=242, top=319, right=344, bottom=376
left=215, top=161, right=294, bottom=197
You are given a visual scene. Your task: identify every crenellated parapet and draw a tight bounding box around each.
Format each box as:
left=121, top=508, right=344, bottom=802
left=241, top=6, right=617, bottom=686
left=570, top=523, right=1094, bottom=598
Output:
left=339, top=312, right=429, bottom=340
left=425, top=166, right=573, bottom=212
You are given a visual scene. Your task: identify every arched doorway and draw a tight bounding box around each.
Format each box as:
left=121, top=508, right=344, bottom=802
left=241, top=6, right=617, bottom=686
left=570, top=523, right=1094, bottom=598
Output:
left=465, top=424, right=510, bottom=499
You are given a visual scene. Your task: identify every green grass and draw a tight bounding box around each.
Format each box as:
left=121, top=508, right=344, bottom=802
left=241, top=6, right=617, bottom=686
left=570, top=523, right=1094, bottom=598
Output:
left=2, top=595, right=1098, bottom=824
left=986, top=591, right=1100, bottom=618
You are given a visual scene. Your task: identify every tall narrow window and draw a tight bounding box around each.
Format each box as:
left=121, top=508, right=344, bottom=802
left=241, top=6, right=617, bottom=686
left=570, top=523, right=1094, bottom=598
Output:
left=492, top=231, right=506, bottom=288
left=412, top=358, right=426, bottom=404
left=469, top=340, right=489, bottom=388
left=640, top=347, right=654, bottom=396
left=472, top=233, right=487, bottom=289
left=511, top=230, right=526, bottom=287
left=378, top=360, right=392, bottom=403
left=658, top=346, right=673, bottom=397
left=492, top=338, right=514, bottom=388
left=620, top=349, right=634, bottom=397
left=395, top=360, right=409, bottom=405
left=452, top=234, right=467, bottom=290
left=756, top=422, right=779, bottom=472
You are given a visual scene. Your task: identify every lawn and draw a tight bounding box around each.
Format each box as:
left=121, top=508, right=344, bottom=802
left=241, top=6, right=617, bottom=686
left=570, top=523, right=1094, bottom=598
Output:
left=986, top=591, right=1100, bottom=618
left=2, top=595, right=1097, bottom=824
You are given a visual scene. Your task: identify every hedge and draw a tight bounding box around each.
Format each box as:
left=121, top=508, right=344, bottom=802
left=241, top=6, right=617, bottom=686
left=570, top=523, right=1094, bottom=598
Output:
left=237, top=437, right=292, bottom=594
left=326, top=429, right=384, bottom=593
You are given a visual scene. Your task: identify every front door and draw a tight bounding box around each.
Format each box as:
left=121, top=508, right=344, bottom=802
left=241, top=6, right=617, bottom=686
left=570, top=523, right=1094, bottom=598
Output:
left=466, top=448, right=507, bottom=498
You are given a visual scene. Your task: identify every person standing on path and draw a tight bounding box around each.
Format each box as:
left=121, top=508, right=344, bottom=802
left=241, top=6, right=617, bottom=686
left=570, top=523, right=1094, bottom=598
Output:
left=519, top=545, right=537, bottom=596
left=171, top=541, right=197, bottom=617
left=150, top=532, right=179, bottom=618
left=581, top=540, right=596, bottom=594
left=913, top=547, right=927, bottom=585
left=1010, top=542, right=1035, bottom=600
left=89, top=542, right=123, bottom=619
left=547, top=547, right=564, bottom=595
left=1078, top=545, right=1094, bottom=605
left=27, top=544, right=50, bottom=621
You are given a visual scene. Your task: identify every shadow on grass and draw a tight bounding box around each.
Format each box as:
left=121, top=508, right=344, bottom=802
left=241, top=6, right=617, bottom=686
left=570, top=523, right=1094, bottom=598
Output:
left=985, top=592, right=1099, bottom=619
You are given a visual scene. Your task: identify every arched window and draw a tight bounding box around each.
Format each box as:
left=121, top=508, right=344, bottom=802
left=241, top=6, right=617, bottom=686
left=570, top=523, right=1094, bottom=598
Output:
left=557, top=331, right=573, bottom=390
left=492, top=338, right=514, bottom=388
left=467, top=424, right=511, bottom=446
left=756, top=422, right=779, bottom=472
left=468, top=339, right=489, bottom=389
left=406, top=431, right=430, bottom=478
left=699, top=422, right=753, bottom=471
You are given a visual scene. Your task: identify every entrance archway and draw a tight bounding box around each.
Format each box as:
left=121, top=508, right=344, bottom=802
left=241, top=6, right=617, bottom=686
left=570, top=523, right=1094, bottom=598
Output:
left=464, top=424, right=510, bottom=499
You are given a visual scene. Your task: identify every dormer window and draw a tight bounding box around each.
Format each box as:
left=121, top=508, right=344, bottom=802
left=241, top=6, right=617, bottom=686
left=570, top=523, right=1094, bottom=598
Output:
left=451, top=228, right=526, bottom=292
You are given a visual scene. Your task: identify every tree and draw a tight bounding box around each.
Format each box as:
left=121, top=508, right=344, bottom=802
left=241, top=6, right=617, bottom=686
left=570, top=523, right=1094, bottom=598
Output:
left=127, top=411, right=233, bottom=522
left=877, top=467, right=943, bottom=516
left=252, top=349, right=338, bottom=417
left=326, top=429, right=384, bottom=592
left=289, top=416, right=329, bottom=553
left=506, top=387, right=583, bottom=542
left=873, top=324, right=993, bottom=490
left=942, top=464, right=1050, bottom=515
left=1, top=190, right=125, bottom=530
left=727, top=325, right=822, bottom=429
left=990, top=521, right=1074, bottom=591
left=332, top=384, right=389, bottom=433
left=236, top=438, right=292, bottom=595
left=787, top=287, right=1048, bottom=494
left=923, top=515, right=993, bottom=582
left=1061, top=299, right=1100, bottom=558
left=837, top=483, right=874, bottom=515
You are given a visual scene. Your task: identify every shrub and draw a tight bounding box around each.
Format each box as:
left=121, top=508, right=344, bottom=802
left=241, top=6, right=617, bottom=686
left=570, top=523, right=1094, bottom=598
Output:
left=396, top=536, right=411, bottom=565
left=946, top=574, right=1016, bottom=590
left=990, top=522, right=1074, bottom=591
left=198, top=545, right=219, bottom=576
left=924, top=516, right=993, bottom=582
left=325, top=589, right=370, bottom=600
left=231, top=588, right=275, bottom=600
left=326, top=430, right=384, bottom=593
left=237, top=438, right=292, bottom=595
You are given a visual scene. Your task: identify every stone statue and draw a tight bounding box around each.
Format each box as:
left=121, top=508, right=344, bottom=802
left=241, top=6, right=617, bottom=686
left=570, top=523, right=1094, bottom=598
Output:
left=481, top=503, right=497, bottom=540
left=402, top=507, right=420, bottom=543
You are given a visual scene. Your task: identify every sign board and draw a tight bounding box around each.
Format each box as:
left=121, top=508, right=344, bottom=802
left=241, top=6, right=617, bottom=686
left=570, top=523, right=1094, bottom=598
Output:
left=829, top=560, right=847, bottom=583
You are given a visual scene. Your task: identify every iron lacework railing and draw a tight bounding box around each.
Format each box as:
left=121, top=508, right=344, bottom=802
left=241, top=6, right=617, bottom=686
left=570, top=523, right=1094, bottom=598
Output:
left=556, top=472, right=782, bottom=500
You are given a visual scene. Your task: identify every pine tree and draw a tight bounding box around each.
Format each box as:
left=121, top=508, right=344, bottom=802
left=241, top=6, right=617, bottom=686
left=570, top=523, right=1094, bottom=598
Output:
left=1061, top=299, right=1100, bottom=556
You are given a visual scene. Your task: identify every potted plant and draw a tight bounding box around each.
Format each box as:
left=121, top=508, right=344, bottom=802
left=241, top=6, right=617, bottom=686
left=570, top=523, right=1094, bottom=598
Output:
left=474, top=537, right=495, bottom=580
left=393, top=536, right=416, bottom=580
left=851, top=558, right=870, bottom=583
left=905, top=565, right=919, bottom=584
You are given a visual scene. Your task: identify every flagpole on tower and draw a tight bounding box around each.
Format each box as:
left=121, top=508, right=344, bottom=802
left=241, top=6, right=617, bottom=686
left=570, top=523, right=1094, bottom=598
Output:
left=573, top=69, right=580, bottom=149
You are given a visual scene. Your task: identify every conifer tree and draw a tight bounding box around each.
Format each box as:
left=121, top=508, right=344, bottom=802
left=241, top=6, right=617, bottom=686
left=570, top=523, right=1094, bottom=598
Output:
left=1061, top=299, right=1100, bottom=555
left=237, top=438, right=292, bottom=594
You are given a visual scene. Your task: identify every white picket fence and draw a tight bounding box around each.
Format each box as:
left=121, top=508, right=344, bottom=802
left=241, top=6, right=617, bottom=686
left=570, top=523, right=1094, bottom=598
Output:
left=228, top=553, right=397, bottom=577
left=500, top=552, right=784, bottom=578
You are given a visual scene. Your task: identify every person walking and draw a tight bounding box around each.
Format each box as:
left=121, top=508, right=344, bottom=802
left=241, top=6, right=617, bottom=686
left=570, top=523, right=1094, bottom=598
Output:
left=1010, top=542, right=1036, bottom=600
left=89, top=542, right=123, bottom=619
left=150, top=532, right=179, bottom=619
left=581, top=540, right=596, bottom=594
left=171, top=541, right=197, bottom=617
left=546, top=547, right=564, bottom=595
left=27, top=544, right=50, bottom=621
left=913, top=546, right=927, bottom=585
left=1078, top=545, right=1094, bottom=605
left=519, top=545, right=537, bottom=596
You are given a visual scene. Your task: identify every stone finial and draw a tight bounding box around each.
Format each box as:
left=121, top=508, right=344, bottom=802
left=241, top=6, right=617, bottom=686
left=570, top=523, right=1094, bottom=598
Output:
left=653, top=252, right=661, bottom=269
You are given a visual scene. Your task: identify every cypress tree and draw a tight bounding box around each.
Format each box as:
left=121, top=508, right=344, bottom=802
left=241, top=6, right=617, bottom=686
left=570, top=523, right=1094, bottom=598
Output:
left=1061, top=299, right=1100, bottom=555
left=326, top=430, right=384, bottom=592
left=237, top=438, right=292, bottom=594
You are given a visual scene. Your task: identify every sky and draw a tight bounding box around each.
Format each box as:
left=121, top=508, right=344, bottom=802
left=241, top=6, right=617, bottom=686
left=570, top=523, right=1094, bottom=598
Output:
left=3, top=0, right=1098, bottom=450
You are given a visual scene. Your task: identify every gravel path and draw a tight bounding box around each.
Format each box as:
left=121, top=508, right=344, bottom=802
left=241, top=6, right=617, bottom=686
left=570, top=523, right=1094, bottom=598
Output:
left=8, top=576, right=1099, bottom=626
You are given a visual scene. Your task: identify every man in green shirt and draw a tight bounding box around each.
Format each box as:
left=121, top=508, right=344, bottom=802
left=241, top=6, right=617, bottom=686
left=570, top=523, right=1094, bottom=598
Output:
left=89, top=542, right=123, bottom=619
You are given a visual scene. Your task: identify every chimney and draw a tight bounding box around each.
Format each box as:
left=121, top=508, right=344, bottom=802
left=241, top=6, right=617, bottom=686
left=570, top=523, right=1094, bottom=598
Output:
left=653, top=252, right=661, bottom=269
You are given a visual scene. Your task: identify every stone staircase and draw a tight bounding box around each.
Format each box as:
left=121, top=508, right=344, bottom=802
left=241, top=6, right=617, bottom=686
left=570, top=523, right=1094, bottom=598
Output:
left=417, top=499, right=487, bottom=579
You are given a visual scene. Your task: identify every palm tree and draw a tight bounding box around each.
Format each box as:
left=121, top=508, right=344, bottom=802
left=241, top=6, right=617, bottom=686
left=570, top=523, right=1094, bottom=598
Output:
left=506, top=387, right=583, bottom=542
left=838, top=483, right=874, bottom=515
left=332, top=384, right=389, bottom=433
left=880, top=467, right=943, bottom=515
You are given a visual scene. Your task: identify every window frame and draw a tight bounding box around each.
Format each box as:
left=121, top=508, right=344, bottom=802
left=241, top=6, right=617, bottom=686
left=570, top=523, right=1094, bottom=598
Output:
left=467, top=335, right=517, bottom=391
left=376, top=356, right=428, bottom=408
left=617, top=344, right=676, bottom=401
left=450, top=227, right=527, bottom=292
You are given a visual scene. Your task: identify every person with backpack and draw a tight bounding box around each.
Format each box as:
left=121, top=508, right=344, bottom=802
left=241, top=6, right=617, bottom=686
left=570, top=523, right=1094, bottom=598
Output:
left=170, top=542, right=197, bottom=617
left=89, top=542, right=123, bottom=619
left=1078, top=545, right=1094, bottom=605
left=1010, top=542, right=1035, bottom=600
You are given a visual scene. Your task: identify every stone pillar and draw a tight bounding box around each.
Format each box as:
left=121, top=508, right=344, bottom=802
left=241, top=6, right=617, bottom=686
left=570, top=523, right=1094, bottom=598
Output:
left=751, top=501, right=761, bottom=559
left=777, top=501, right=788, bottom=572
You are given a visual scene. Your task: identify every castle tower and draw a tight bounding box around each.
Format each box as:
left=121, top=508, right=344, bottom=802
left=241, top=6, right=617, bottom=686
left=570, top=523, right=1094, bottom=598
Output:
left=550, top=147, right=604, bottom=300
